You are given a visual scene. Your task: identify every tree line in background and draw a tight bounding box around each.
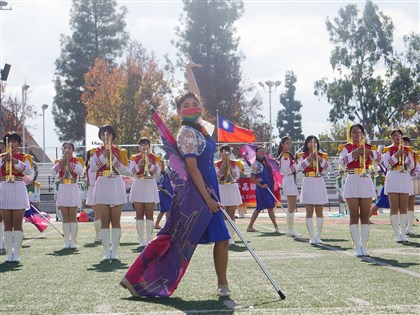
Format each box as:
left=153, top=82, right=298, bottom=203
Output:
left=0, top=0, right=418, bottom=148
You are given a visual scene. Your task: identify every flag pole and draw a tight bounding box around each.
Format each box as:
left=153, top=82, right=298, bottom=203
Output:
left=216, top=109, right=220, bottom=143
left=219, top=207, right=286, bottom=299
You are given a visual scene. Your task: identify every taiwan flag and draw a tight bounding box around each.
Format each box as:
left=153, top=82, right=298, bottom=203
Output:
left=218, top=114, right=256, bottom=143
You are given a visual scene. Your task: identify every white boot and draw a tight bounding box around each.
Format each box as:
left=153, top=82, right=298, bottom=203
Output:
left=4, top=231, right=13, bottom=262
left=101, top=229, right=111, bottom=261
left=0, top=222, right=4, bottom=251
left=94, top=220, right=102, bottom=242
left=111, top=228, right=121, bottom=260
left=226, top=221, right=236, bottom=245
left=306, top=218, right=316, bottom=244
left=62, top=223, right=71, bottom=248
left=69, top=222, right=78, bottom=249
left=400, top=214, right=408, bottom=242
left=350, top=224, right=362, bottom=257
left=12, top=231, right=23, bottom=263
left=136, top=220, right=146, bottom=247
left=145, top=220, right=154, bottom=244
left=407, top=211, right=414, bottom=235
left=315, top=218, right=324, bottom=244
left=286, top=213, right=299, bottom=237
left=360, top=224, right=370, bottom=257
left=390, top=215, right=402, bottom=242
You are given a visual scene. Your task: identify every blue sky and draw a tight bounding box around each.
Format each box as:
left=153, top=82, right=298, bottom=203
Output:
left=0, top=0, right=418, bottom=159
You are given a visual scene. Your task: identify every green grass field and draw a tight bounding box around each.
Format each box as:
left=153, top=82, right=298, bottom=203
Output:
left=1, top=210, right=419, bottom=314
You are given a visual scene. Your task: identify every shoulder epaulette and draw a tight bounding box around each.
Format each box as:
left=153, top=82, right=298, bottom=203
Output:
left=54, top=159, right=60, bottom=164
left=76, top=157, right=85, bottom=165
left=406, top=146, right=413, bottom=154
left=89, top=148, right=97, bottom=154
left=130, top=153, right=141, bottom=160
left=321, top=152, right=329, bottom=160
left=119, top=149, right=128, bottom=166
left=338, top=143, right=351, bottom=152
left=370, top=144, right=377, bottom=151
left=296, top=152, right=304, bottom=159
left=382, top=146, right=391, bottom=153
left=23, top=154, right=33, bottom=165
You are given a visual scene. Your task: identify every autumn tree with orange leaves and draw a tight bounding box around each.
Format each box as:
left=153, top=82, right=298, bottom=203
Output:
left=82, top=41, right=172, bottom=145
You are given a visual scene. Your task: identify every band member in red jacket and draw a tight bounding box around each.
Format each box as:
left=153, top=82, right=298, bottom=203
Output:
left=89, top=125, right=128, bottom=261
left=339, top=124, right=381, bottom=257
left=129, top=137, right=160, bottom=247
left=0, top=133, right=33, bottom=263
left=51, top=143, right=84, bottom=249
left=383, top=130, right=415, bottom=243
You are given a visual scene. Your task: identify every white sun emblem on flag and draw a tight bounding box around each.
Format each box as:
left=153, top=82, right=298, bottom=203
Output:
left=222, top=120, right=230, bottom=130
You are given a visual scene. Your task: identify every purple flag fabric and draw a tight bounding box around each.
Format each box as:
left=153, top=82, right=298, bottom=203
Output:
left=121, top=110, right=213, bottom=297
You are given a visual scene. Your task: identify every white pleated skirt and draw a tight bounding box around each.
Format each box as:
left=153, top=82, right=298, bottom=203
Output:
left=343, top=174, right=376, bottom=199
left=384, top=170, right=412, bottom=194
left=86, top=186, right=96, bottom=206
left=129, top=178, right=159, bottom=203
left=0, top=181, right=30, bottom=210
left=412, top=176, right=420, bottom=195
left=56, top=183, right=82, bottom=208
left=94, top=175, right=127, bottom=206
left=281, top=175, right=299, bottom=196
left=219, top=183, right=242, bottom=206
left=300, top=177, right=328, bottom=205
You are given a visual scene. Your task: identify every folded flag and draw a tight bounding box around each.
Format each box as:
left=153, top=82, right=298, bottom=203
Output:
left=218, top=114, right=256, bottom=143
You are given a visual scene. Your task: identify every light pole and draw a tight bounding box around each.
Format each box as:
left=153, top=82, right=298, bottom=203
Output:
left=21, top=83, right=30, bottom=152
left=41, top=104, right=49, bottom=162
left=0, top=64, right=12, bottom=137
left=258, top=80, right=281, bottom=155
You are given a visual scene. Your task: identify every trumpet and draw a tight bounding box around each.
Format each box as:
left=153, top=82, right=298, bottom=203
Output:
left=359, top=131, right=368, bottom=177
left=104, top=132, right=115, bottom=178
left=399, top=135, right=406, bottom=173
left=222, top=152, right=235, bottom=184
left=63, top=149, right=72, bottom=184
left=141, top=149, right=153, bottom=179
left=5, top=137, right=15, bottom=183
left=311, top=138, right=321, bottom=177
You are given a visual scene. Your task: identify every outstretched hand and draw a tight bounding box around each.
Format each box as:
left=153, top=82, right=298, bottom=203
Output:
left=185, top=54, right=202, bottom=69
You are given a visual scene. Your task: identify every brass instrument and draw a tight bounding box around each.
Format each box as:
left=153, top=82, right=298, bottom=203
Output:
left=63, top=149, right=72, bottom=184
left=141, top=149, right=153, bottom=179
left=222, top=152, right=235, bottom=184
left=104, top=131, right=115, bottom=178
left=5, top=137, right=15, bottom=183
left=359, top=131, right=368, bottom=177
left=312, top=139, right=321, bottom=177
left=399, top=135, right=406, bottom=173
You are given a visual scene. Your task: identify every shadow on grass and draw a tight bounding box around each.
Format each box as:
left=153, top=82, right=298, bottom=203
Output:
left=121, top=296, right=236, bottom=313
left=88, top=259, right=128, bottom=273
left=120, top=242, right=139, bottom=247
left=407, top=234, right=420, bottom=239
left=361, top=256, right=419, bottom=268
left=47, top=248, right=80, bottom=257
left=228, top=244, right=249, bottom=252
left=0, top=262, right=23, bottom=272
left=131, top=246, right=146, bottom=253
left=84, top=242, right=102, bottom=248
left=294, top=238, right=351, bottom=252
left=256, top=232, right=283, bottom=238
left=401, top=241, right=420, bottom=248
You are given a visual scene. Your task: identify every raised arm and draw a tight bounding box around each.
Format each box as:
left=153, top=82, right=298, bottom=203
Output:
left=185, top=55, right=201, bottom=97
